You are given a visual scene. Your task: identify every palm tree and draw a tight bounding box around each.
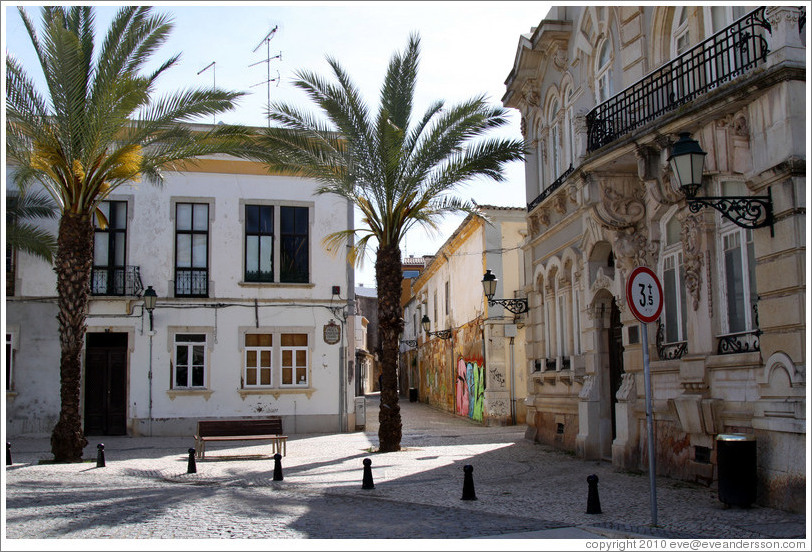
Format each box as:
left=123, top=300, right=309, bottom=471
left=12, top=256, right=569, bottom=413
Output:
left=6, top=5, right=249, bottom=462
left=6, top=189, right=59, bottom=263
left=246, top=34, right=525, bottom=452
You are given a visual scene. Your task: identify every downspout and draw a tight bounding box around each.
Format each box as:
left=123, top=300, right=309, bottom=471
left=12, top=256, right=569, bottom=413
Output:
left=509, top=335, right=516, bottom=425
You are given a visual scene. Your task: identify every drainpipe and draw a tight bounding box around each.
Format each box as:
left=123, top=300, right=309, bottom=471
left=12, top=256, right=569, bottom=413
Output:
left=509, top=335, right=516, bottom=425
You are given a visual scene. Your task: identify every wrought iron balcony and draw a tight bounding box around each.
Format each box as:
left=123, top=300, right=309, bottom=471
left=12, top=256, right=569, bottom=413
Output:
left=527, top=164, right=575, bottom=212
left=175, top=269, right=209, bottom=297
left=90, top=266, right=144, bottom=297
left=656, top=319, right=687, bottom=361
left=717, top=330, right=761, bottom=355
left=586, top=7, right=771, bottom=153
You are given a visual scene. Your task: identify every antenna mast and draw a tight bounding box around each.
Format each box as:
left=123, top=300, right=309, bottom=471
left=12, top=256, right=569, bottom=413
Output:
left=197, top=61, right=216, bottom=124
left=250, top=26, right=282, bottom=126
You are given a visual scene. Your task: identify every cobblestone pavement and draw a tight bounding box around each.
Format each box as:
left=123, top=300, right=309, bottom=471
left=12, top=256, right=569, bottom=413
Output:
left=3, top=396, right=808, bottom=545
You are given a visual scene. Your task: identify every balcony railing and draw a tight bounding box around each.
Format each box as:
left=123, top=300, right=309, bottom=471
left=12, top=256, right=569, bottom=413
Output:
left=175, top=269, right=208, bottom=297
left=90, top=266, right=144, bottom=297
left=656, top=319, right=687, bottom=361
left=527, top=164, right=575, bottom=212
left=586, top=7, right=771, bottom=153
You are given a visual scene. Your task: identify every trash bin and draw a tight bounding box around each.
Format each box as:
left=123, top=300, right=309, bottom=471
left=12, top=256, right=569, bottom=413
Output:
left=716, top=433, right=757, bottom=507
left=409, top=388, right=418, bottom=402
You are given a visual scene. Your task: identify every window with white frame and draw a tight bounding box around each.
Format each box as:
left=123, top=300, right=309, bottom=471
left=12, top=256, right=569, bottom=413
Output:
left=662, top=216, right=688, bottom=343
left=572, top=290, right=581, bottom=355
left=557, top=294, right=569, bottom=358
left=673, top=7, right=691, bottom=56
left=244, top=334, right=273, bottom=387
left=718, top=181, right=758, bottom=335
left=549, top=99, right=561, bottom=180
left=5, top=333, right=13, bottom=391
left=596, top=39, right=613, bottom=104
left=173, top=334, right=207, bottom=388
left=564, top=87, right=576, bottom=169
left=175, top=203, right=209, bottom=297
left=281, top=334, right=309, bottom=386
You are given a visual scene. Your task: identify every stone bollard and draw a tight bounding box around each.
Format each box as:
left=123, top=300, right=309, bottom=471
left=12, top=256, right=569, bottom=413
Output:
left=461, top=464, right=477, bottom=500
left=586, top=474, right=602, bottom=514
left=96, top=443, right=106, bottom=468
left=6, top=442, right=12, bottom=466
left=273, top=453, right=284, bottom=481
left=187, top=448, right=197, bottom=474
left=362, top=458, right=374, bottom=489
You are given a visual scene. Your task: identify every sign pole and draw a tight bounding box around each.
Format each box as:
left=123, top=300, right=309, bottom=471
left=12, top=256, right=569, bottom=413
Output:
left=641, top=322, right=658, bottom=526
left=625, top=266, right=663, bottom=528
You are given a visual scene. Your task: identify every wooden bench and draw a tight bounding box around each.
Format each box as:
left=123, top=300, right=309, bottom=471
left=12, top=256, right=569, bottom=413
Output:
left=194, top=418, right=287, bottom=459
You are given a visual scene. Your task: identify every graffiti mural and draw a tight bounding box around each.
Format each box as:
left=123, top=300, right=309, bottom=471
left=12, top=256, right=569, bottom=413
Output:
left=456, top=357, right=485, bottom=421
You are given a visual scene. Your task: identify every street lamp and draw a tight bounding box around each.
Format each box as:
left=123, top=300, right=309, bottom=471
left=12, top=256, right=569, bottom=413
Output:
left=481, top=270, right=528, bottom=314
left=421, top=314, right=452, bottom=340
left=669, top=132, right=773, bottom=235
left=143, top=286, right=157, bottom=331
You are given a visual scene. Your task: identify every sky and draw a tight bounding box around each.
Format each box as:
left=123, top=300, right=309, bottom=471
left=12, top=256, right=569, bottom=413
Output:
left=3, top=0, right=553, bottom=288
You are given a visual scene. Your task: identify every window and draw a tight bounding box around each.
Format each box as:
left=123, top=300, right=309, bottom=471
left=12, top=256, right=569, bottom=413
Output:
left=173, top=334, right=207, bottom=388
left=433, top=290, right=438, bottom=324
left=564, top=87, right=576, bottom=169
left=281, top=334, right=308, bottom=386
left=245, top=205, right=274, bottom=282
left=662, top=217, right=688, bottom=343
left=445, top=281, right=450, bottom=315
left=718, top=182, right=758, bottom=335
left=5, top=333, right=13, bottom=391
left=92, top=201, right=128, bottom=295
left=280, top=206, right=309, bottom=283
left=673, top=8, right=691, bottom=55
left=244, top=334, right=273, bottom=387
left=175, top=203, right=209, bottom=297
left=596, top=39, right=613, bottom=103
left=549, top=99, right=561, bottom=179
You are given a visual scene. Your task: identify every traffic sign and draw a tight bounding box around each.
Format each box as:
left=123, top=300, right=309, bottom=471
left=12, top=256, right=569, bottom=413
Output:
left=626, top=266, right=663, bottom=323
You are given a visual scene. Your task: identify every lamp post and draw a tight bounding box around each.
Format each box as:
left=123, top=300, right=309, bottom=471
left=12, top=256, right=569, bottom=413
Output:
left=669, top=132, right=774, bottom=235
left=481, top=270, right=528, bottom=314
left=142, top=285, right=157, bottom=436
left=421, top=314, right=452, bottom=340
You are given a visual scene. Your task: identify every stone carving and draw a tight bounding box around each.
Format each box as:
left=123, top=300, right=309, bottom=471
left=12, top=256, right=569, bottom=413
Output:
left=681, top=212, right=704, bottom=311
left=590, top=267, right=612, bottom=293
left=612, top=226, right=658, bottom=278
left=616, top=372, right=636, bottom=402
left=553, top=193, right=567, bottom=215
left=578, top=374, right=599, bottom=401
left=705, top=250, right=713, bottom=319
left=553, top=44, right=569, bottom=71
left=595, top=180, right=646, bottom=230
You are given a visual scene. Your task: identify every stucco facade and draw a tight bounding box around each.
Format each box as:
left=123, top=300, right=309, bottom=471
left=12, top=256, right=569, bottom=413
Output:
left=6, top=151, right=357, bottom=437
left=504, top=6, right=806, bottom=511
left=401, top=206, right=529, bottom=425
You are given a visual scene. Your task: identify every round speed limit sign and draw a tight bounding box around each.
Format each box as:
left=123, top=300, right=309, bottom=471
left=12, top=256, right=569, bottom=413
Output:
left=626, top=266, right=664, bottom=323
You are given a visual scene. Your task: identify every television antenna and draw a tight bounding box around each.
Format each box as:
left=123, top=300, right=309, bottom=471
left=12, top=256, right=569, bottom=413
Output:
left=250, top=26, right=282, bottom=126
left=197, top=61, right=216, bottom=124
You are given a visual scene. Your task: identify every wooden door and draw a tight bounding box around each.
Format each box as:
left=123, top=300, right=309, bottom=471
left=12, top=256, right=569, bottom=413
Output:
left=84, top=333, right=128, bottom=435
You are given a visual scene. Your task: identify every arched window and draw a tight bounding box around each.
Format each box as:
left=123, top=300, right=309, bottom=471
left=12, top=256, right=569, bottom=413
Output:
left=563, top=86, right=576, bottom=169
left=596, top=39, right=613, bottom=103
left=660, top=214, right=688, bottom=344
left=673, top=7, right=691, bottom=56
left=549, top=99, right=561, bottom=179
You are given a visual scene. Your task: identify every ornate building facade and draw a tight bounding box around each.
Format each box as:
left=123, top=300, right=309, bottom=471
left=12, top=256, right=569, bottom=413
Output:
left=503, top=6, right=806, bottom=511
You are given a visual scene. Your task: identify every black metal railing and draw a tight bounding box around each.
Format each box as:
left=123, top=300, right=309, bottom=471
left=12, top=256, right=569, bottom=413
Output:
left=527, top=164, right=575, bottom=212
left=586, top=7, right=771, bottom=152
left=90, top=266, right=144, bottom=296
left=175, top=269, right=208, bottom=297
left=717, top=330, right=760, bottom=354
left=656, top=319, right=687, bottom=361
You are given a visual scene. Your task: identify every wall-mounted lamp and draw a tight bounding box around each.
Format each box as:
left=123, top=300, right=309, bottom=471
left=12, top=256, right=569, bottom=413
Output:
left=669, top=132, right=774, bottom=235
left=143, top=286, right=157, bottom=331
left=482, top=270, right=528, bottom=314
left=421, top=314, right=452, bottom=340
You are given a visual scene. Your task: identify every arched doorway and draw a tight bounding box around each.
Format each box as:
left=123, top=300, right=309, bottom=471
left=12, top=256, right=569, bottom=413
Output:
left=608, top=299, right=624, bottom=442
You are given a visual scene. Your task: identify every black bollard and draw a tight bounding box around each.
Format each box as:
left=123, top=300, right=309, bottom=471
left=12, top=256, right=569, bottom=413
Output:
left=187, top=448, right=197, bottom=474
left=6, top=442, right=12, bottom=466
left=362, top=458, right=374, bottom=489
left=461, top=464, right=477, bottom=500
left=273, top=453, right=284, bottom=481
left=586, top=474, right=602, bottom=514
left=96, top=443, right=106, bottom=468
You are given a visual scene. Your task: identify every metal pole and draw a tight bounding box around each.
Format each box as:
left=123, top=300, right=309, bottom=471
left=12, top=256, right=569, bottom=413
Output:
left=148, top=332, right=153, bottom=437
left=509, top=335, right=516, bottom=425
left=641, top=322, right=658, bottom=525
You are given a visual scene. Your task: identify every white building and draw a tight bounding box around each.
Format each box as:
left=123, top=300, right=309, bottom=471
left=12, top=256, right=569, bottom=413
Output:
left=6, top=151, right=357, bottom=437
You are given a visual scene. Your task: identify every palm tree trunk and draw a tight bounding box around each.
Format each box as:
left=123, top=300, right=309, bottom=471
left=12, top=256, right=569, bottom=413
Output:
left=51, top=211, right=92, bottom=462
left=376, top=243, right=404, bottom=452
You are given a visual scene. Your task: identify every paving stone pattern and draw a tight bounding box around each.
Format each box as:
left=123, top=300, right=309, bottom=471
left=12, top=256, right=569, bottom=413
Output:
left=4, top=397, right=807, bottom=541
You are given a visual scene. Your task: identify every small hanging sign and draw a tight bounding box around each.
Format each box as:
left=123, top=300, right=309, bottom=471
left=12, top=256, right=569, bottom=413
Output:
left=323, top=319, right=341, bottom=345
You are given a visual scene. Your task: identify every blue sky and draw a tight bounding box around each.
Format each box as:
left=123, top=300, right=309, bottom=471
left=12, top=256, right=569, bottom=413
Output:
left=3, top=1, right=552, bottom=287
